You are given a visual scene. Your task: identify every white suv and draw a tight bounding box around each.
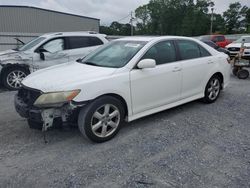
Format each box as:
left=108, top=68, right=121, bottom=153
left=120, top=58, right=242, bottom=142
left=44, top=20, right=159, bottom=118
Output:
left=15, top=36, right=231, bottom=143
left=0, top=32, right=108, bottom=90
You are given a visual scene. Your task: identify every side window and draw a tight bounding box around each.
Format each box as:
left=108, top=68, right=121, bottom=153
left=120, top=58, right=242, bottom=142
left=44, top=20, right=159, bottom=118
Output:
left=177, top=40, right=201, bottom=60
left=41, top=38, right=64, bottom=53
left=141, top=41, right=176, bottom=65
left=68, top=37, right=89, bottom=49
left=199, top=45, right=211, bottom=57
left=89, top=37, right=103, bottom=46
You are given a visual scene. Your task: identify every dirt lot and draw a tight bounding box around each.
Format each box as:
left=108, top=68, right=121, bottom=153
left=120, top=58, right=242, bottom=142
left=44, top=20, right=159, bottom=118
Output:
left=0, top=75, right=250, bottom=188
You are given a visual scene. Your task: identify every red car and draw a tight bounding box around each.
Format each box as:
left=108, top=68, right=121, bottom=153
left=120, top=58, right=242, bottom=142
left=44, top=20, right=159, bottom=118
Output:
left=199, top=35, right=232, bottom=48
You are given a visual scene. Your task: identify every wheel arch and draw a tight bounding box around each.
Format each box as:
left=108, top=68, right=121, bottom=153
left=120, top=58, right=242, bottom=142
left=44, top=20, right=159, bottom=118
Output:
left=211, top=72, right=224, bottom=89
left=95, top=93, right=129, bottom=119
left=0, top=63, right=30, bottom=86
left=0, top=63, right=30, bottom=80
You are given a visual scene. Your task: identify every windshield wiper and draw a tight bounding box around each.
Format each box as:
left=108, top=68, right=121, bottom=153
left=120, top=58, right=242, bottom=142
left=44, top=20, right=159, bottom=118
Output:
left=84, top=62, right=100, bottom=67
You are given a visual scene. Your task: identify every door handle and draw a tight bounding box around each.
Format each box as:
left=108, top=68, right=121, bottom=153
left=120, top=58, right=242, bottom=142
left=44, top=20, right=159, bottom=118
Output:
left=207, top=60, right=214, bottom=64
left=172, top=67, right=182, bottom=72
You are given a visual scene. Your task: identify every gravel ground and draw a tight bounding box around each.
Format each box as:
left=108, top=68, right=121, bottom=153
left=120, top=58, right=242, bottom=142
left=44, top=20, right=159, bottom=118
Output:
left=0, top=75, right=250, bottom=188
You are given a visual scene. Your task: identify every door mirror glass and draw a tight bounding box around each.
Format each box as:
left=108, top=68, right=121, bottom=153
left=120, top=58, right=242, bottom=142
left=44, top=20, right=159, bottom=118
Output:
left=40, top=52, right=45, bottom=60
left=137, top=59, right=156, bottom=69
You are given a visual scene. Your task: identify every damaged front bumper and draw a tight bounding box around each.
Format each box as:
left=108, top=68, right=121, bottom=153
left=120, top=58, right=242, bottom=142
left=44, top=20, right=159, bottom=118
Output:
left=14, top=93, right=85, bottom=131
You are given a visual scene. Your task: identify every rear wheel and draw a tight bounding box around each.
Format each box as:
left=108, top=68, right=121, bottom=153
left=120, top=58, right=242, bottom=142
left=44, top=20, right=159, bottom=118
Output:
left=78, top=96, right=125, bottom=143
left=2, top=67, right=29, bottom=90
left=237, top=69, right=249, bottom=79
left=203, top=75, right=222, bottom=104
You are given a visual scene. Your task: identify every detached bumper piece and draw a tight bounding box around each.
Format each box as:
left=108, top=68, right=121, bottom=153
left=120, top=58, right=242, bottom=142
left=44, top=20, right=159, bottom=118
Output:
left=15, top=87, right=81, bottom=132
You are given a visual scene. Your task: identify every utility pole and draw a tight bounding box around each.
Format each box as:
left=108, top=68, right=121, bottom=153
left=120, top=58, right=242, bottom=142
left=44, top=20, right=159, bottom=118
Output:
left=210, top=7, right=214, bottom=35
left=130, top=11, right=134, bottom=36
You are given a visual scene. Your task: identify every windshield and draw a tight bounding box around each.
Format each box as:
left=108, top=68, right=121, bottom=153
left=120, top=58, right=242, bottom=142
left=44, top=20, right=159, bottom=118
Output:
left=234, top=37, right=250, bottom=43
left=18, top=37, right=46, bottom=51
left=80, top=40, right=147, bottom=68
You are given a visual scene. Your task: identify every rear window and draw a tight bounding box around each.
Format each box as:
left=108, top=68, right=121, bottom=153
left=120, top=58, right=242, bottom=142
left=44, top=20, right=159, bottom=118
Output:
left=213, top=36, right=225, bottom=42
left=177, top=40, right=211, bottom=60
left=67, top=36, right=103, bottom=49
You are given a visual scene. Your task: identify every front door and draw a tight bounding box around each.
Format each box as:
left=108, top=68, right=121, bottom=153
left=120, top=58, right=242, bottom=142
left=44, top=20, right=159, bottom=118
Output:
left=130, top=40, right=182, bottom=114
left=31, top=38, right=69, bottom=71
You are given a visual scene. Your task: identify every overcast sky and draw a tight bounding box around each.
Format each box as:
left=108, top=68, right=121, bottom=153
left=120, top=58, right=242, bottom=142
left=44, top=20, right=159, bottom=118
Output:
left=0, top=0, right=249, bottom=25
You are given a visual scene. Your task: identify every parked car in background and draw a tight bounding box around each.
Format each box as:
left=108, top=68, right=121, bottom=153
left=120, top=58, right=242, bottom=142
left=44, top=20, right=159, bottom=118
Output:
left=226, top=36, right=250, bottom=59
left=201, top=40, right=230, bottom=55
left=0, top=32, right=108, bottom=90
left=15, top=36, right=231, bottom=143
left=198, top=35, right=231, bottom=48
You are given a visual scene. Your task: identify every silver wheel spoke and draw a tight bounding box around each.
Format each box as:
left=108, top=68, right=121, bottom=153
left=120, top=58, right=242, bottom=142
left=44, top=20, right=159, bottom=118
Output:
left=92, top=121, right=102, bottom=131
left=208, top=87, right=213, bottom=92
left=104, top=104, right=110, bottom=115
left=93, top=111, right=103, bottom=120
left=101, top=125, right=107, bottom=137
left=108, top=121, right=117, bottom=128
left=109, top=110, right=119, bottom=119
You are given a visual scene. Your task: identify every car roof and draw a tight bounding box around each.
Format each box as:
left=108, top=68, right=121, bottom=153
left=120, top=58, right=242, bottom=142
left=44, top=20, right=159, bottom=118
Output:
left=116, top=36, right=199, bottom=42
left=42, top=31, right=106, bottom=38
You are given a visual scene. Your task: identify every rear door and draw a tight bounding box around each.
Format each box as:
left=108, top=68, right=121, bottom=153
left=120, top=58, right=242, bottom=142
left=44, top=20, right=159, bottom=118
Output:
left=66, top=36, right=104, bottom=61
left=176, top=40, right=214, bottom=99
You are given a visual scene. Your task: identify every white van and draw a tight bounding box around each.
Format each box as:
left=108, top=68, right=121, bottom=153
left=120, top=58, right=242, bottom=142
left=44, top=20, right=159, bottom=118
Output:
left=0, top=32, right=108, bottom=90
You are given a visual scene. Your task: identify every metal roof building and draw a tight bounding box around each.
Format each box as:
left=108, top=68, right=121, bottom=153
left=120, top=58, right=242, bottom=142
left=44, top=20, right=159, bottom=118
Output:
left=0, top=5, right=100, bottom=33
left=0, top=6, right=100, bottom=51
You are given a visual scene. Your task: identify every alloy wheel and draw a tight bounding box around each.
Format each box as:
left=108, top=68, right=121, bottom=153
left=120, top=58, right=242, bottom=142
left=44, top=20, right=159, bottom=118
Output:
left=207, top=78, right=220, bottom=101
left=6, top=70, right=27, bottom=89
left=91, top=104, right=120, bottom=138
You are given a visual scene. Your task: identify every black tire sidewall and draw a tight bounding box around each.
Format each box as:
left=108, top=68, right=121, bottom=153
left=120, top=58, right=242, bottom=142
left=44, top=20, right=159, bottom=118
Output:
left=232, top=67, right=239, bottom=76
left=203, top=75, right=222, bottom=104
left=237, top=69, right=249, bottom=79
left=2, top=67, right=29, bottom=90
left=78, top=96, right=125, bottom=143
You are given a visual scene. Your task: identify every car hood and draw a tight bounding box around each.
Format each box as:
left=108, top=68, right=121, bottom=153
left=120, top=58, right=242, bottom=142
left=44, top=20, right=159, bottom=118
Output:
left=226, top=43, right=250, bottom=48
left=22, top=62, right=117, bottom=92
left=0, top=50, right=31, bottom=64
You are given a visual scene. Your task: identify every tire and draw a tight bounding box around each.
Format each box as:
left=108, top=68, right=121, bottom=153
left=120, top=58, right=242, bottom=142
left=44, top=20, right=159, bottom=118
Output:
left=78, top=96, right=125, bottom=143
left=2, top=67, right=29, bottom=90
left=232, top=67, right=239, bottom=76
left=27, top=119, right=43, bottom=130
left=237, top=69, right=249, bottom=79
left=203, top=75, right=222, bottom=104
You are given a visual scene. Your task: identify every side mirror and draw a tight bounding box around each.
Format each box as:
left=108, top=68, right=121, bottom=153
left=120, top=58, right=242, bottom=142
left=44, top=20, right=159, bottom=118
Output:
left=137, top=59, right=156, bottom=69
left=40, top=52, right=45, bottom=61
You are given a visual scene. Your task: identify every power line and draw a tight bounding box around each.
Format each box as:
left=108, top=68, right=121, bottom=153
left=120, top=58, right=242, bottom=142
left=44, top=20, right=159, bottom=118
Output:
left=117, top=14, right=130, bottom=22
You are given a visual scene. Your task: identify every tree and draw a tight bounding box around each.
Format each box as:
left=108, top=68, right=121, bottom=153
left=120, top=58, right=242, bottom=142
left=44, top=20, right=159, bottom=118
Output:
left=223, top=2, right=246, bottom=34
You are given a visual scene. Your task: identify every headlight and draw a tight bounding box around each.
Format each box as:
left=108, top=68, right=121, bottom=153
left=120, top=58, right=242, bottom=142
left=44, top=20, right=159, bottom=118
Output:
left=34, top=90, right=80, bottom=107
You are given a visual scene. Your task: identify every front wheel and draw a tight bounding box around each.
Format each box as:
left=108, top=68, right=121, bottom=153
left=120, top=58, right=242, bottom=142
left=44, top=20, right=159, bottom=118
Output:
left=2, top=67, right=29, bottom=90
left=203, top=75, right=222, bottom=104
left=78, top=96, right=125, bottom=143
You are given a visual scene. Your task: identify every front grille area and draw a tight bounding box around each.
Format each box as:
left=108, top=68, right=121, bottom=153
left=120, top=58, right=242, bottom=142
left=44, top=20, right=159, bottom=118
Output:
left=18, top=87, right=41, bottom=106
left=228, top=47, right=240, bottom=52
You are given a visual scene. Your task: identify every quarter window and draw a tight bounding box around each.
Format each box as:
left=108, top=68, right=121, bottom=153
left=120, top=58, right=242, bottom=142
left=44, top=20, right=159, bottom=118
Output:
left=142, top=41, right=176, bottom=65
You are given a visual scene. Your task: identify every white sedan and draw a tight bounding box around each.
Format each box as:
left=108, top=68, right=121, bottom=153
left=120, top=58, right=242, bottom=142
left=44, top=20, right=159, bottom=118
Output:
left=15, top=36, right=231, bottom=142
